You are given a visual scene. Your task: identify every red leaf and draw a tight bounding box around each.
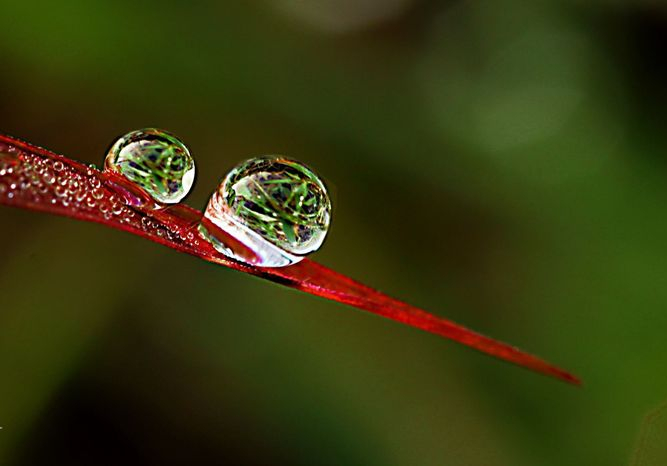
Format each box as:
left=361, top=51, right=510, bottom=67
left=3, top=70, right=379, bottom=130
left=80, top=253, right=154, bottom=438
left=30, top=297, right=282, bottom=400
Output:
left=0, top=133, right=580, bottom=385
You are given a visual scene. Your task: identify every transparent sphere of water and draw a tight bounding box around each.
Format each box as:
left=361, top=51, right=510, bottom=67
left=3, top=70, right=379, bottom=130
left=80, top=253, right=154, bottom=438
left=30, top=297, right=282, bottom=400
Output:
left=105, top=129, right=195, bottom=204
left=199, top=157, right=332, bottom=267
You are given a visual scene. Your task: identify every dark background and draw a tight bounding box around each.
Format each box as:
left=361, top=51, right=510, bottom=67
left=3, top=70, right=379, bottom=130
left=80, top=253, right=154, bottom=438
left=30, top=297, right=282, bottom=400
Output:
left=1, top=1, right=666, bottom=465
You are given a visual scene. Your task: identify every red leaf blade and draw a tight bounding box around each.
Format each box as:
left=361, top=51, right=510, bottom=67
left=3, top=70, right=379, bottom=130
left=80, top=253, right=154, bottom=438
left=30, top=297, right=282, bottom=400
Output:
left=0, top=133, right=580, bottom=385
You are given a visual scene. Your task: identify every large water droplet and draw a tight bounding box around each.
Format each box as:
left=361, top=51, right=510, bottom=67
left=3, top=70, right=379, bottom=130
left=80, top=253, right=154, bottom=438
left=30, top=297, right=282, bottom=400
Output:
left=104, top=129, right=195, bottom=204
left=199, top=157, right=331, bottom=267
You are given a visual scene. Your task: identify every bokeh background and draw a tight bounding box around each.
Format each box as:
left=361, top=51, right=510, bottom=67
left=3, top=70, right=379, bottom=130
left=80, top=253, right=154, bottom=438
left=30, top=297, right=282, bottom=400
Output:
left=0, top=1, right=666, bottom=465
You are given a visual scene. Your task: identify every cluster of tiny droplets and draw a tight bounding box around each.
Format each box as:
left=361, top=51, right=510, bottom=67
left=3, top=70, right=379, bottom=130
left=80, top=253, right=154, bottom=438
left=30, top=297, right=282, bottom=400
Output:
left=0, top=142, right=198, bottom=247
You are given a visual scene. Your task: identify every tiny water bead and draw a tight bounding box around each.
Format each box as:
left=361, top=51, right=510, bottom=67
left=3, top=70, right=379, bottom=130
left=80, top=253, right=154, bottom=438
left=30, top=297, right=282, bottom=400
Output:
left=104, top=129, right=195, bottom=204
left=199, top=157, right=332, bottom=267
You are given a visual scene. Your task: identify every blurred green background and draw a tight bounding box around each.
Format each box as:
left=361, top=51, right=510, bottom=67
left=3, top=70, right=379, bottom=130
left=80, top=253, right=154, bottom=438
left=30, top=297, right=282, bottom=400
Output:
left=1, top=1, right=666, bottom=465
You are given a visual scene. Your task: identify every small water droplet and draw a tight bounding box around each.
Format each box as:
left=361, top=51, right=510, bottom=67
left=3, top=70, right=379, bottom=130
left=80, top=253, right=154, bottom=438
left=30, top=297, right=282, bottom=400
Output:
left=92, top=187, right=104, bottom=200
left=68, top=179, right=79, bottom=194
left=55, top=185, right=68, bottom=198
left=199, top=157, right=331, bottom=267
left=104, top=129, right=195, bottom=204
left=112, top=204, right=124, bottom=216
left=43, top=170, right=56, bottom=184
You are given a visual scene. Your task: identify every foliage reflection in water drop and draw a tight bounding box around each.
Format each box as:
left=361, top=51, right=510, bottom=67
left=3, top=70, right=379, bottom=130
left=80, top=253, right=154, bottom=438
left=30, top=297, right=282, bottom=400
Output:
left=200, top=157, right=332, bottom=267
left=105, top=129, right=195, bottom=205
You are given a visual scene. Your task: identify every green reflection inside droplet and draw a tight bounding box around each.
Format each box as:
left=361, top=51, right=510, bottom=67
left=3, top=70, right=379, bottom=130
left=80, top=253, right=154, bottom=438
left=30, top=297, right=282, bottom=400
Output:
left=201, top=157, right=331, bottom=267
left=105, top=128, right=195, bottom=205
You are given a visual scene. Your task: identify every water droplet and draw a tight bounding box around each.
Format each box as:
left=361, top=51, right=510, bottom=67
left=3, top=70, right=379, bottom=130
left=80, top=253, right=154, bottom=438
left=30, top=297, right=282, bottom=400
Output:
left=75, top=189, right=87, bottom=203
left=112, top=204, right=124, bottom=216
left=91, top=187, right=104, bottom=200
left=104, top=128, right=195, bottom=204
left=199, top=157, right=331, bottom=267
left=54, top=185, right=68, bottom=198
left=43, top=170, right=56, bottom=185
left=68, top=179, right=79, bottom=194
